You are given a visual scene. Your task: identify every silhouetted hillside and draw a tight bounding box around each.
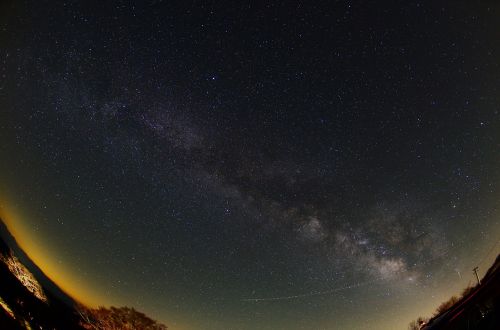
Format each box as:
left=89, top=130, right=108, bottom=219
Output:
left=0, top=220, right=83, bottom=329
left=409, top=255, right=500, bottom=330
left=0, top=220, right=76, bottom=306
left=0, top=218, right=167, bottom=330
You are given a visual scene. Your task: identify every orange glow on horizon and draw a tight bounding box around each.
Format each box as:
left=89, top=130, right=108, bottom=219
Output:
left=0, top=197, right=112, bottom=308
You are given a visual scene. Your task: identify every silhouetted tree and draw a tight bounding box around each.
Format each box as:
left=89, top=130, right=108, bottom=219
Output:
left=460, top=285, right=476, bottom=298
left=408, top=316, right=428, bottom=330
left=408, top=284, right=479, bottom=330
left=434, top=295, right=460, bottom=316
left=78, top=305, right=167, bottom=330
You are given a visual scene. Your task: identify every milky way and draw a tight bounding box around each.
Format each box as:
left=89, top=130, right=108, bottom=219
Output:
left=1, top=1, right=499, bottom=329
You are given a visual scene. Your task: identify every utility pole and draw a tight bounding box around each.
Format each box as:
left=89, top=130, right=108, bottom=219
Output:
left=473, top=267, right=481, bottom=285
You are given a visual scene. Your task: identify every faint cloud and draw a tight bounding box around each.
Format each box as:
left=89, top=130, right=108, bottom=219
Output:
left=370, top=257, right=407, bottom=279
left=298, top=216, right=327, bottom=243
left=141, top=111, right=204, bottom=151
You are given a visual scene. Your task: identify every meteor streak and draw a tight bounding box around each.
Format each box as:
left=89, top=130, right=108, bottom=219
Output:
left=242, top=278, right=383, bottom=302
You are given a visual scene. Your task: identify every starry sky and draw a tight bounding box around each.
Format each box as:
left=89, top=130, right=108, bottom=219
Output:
left=0, top=1, right=499, bottom=329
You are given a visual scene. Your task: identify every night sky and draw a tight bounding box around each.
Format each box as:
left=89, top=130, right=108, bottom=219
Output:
left=1, top=1, right=499, bottom=329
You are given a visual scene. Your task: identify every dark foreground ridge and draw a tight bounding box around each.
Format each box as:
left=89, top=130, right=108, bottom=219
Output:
left=0, top=218, right=167, bottom=329
left=419, top=254, right=500, bottom=330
